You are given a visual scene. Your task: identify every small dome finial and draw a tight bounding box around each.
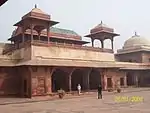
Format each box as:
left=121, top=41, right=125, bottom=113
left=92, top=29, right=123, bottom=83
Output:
left=135, top=31, right=137, bottom=36
left=35, top=4, right=37, bottom=8
left=132, top=31, right=140, bottom=38
left=100, top=20, right=103, bottom=24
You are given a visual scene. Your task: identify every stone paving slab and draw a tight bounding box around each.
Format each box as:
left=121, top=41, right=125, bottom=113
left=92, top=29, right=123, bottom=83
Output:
left=0, top=87, right=149, bottom=106
left=0, top=89, right=149, bottom=113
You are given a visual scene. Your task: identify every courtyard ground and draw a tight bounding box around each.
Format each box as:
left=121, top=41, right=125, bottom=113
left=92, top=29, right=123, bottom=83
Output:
left=0, top=88, right=150, bottom=113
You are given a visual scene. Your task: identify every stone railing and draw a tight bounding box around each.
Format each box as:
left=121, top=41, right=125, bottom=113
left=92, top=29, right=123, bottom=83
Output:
left=3, top=41, right=31, bottom=54
left=31, top=40, right=114, bottom=53
left=3, top=40, right=114, bottom=54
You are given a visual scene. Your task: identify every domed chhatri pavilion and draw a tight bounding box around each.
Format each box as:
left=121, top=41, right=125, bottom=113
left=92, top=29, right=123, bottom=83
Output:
left=0, top=6, right=150, bottom=98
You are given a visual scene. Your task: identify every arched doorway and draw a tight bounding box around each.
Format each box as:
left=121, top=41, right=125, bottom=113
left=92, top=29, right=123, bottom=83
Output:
left=127, top=72, right=134, bottom=86
left=89, top=69, right=101, bottom=90
left=71, top=69, right=84, bottom=91
left=51, top=69, right=68, bottom=92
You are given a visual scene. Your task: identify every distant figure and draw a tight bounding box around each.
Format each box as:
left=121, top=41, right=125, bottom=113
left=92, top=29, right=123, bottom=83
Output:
left=98, top=85, right=102, bottom=99
left=77, top=84, right=81, bottom=95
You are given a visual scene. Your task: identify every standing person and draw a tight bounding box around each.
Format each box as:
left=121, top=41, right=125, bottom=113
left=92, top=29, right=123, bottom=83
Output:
left=98, top=84, right=102, bottom=99
left=77, top=84, right=81, bottom=95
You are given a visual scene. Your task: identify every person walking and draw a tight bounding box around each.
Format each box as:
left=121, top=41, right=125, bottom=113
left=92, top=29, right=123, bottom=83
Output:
left=77, top=84, right=81, bottom=95
left=98, top=84, right=102, bottom=99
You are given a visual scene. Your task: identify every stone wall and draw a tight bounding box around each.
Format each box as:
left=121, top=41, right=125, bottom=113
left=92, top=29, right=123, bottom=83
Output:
left=115, top=52, right=142, bottom=63
left=141, top=52, right=150, bottom=63
left=0, top=67, right=21, bottom=96
left=31, top=45, right=115, bottom=61
left=30, top=67, right=51, bottom=96
left=105, top=69, right=127, bottom=89
left=20, top=67, right=31, bottom=98
left=116, top=51, right=150, bottom=63
left=11, top=46, right=31, bottom=61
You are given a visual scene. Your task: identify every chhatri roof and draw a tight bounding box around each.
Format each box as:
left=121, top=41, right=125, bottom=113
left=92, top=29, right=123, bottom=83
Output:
left=123, top=32, right=150, bottom=49
left=30, top=4, right=47, bottom=14
left=85, top=21, right=120, bottom=38
left=14, top=5, right=53, bottom=27
left=11, top=27, right=80, bottom=38
left=90, top=21, right=114, bottom=34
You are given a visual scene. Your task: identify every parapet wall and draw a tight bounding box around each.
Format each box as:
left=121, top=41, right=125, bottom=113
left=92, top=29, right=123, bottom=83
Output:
left=31, top=45, right=115, bottom=62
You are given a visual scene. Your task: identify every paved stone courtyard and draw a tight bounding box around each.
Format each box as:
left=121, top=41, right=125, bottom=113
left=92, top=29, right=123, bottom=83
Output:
left=0, top=89, right=150, bottom=113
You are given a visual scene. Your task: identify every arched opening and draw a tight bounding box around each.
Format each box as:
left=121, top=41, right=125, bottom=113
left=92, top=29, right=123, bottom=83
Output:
left=93, top=39, right=101, bottom=48
left=89, top=69, right=101, bottom=90
left=104, top=39, right=111, bottom=49
left=127, top=72, right=134, bottom=86
left=139, top=72, right=150, bottom=87
left=51, top=69, right=68, bottom=92
left=71, top=69, right=84, bottom=91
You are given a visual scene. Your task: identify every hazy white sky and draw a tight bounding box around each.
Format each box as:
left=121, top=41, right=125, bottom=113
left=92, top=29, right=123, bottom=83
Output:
left=0, top=0, right=150, bottom=51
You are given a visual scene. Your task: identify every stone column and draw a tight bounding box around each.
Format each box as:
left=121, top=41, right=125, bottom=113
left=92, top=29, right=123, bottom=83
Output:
left=91, top=38, right=94, bottom=47
left=101, top=69, right=107, bottom=90
left=30, top=24, right=34, bottom=42
left=104, top=75, right=107, bottom=90
left=101, top=75, right=104, bottom=89
left=124, top=75, right=127, bottom=87
left=100, top=40, right=104, bottom=48
left=29, top=67, right=37, bottom=98
left=47, top=67, right=56, bottom=93
left=38, top=31, right=41, bottom=41
left=46, top=67, right=52, bottom=94
left=135, top=74, right=139, bottom=87
left=67, top=68, right=75, bottom=92
left=47, top=27, right=50, bottom=43
left=111, top=76, right=115, bottom=89
left=22, top=27, right=25, bottom=43
left=68, top=74, right=72, bottom=92
left=83, top=68, right=92, bottom=91
left=87, top=72, right=90, bottom=90
left=111, top=38, right=114, bottom=50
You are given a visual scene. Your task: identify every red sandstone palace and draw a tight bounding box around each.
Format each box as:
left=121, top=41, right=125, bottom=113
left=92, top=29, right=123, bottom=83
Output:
left=1, top=5, right=150, bottom=98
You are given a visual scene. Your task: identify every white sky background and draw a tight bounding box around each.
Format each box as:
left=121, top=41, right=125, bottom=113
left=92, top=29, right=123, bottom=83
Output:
left=1, top=0, right=150, bottom=53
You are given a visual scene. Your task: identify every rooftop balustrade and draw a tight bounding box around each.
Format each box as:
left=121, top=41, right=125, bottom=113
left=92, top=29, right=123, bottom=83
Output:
left=3, top=40, right=114, bottom=54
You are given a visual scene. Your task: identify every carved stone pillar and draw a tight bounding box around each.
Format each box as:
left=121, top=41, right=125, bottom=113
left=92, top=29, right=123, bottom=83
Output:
left=91, top=38, right=94, bottom=47
left=100, top=40, right=104, bottom=48
left=38, top=31, right=41, bottom=41
left=111, top=38, right=114, bottom=50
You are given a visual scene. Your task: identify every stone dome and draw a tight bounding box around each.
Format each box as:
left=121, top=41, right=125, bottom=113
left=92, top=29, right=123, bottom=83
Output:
left=123, top=33, right=150, bottom=49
